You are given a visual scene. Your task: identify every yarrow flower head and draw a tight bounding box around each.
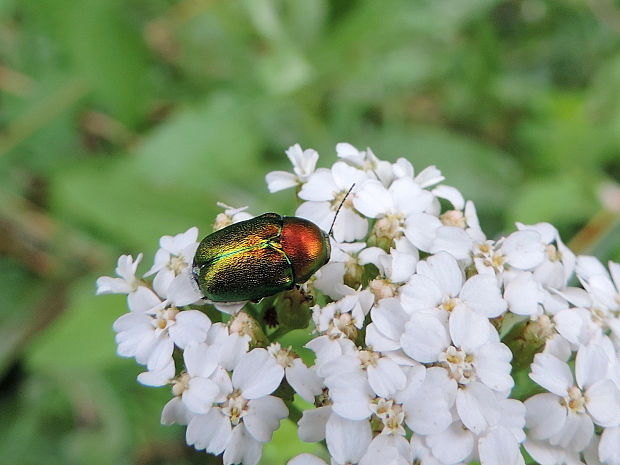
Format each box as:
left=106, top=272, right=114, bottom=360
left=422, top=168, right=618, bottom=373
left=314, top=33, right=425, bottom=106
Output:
left=97, top=142, right=620, bottom=465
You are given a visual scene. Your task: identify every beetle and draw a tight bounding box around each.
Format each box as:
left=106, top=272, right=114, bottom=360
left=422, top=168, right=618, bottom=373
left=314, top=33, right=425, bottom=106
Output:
left=192, top=186, right=354, bottom=302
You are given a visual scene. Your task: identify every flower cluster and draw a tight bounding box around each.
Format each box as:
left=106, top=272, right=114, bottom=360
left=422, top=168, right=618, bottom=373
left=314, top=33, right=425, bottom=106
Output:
left=97, top=143, right=620, bottom=465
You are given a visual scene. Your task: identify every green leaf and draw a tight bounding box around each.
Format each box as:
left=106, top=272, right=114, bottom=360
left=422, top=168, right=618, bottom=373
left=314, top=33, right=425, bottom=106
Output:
left=24, top=0, right=151, bottom=125
left=25, top=275, right=122, bottom=371
left=508, top=172, right=597, bottom=231
left=49, top=92, right=264, bottom=250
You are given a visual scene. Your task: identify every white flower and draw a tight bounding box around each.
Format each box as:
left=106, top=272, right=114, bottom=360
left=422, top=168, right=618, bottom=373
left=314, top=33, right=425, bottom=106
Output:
left=410, top=434, right=453, bottom=465
left=212, top=203, right=253, bottom=230
left=113, top=290, right=211, bottom=373
left=266, top=143, right=319, bottom=193
left=99, top=142, right=620, bottom=465
left=421, top=394, right=526, bottom=465
left=474, top=230, right=546, bottom=277
left=167, top=267, right=204, bottom=306
left=185, top=348, right=287, bottom=465
left=576, top=256, right=620, bottom=344
left=319, top=346, right=406, bottom=419
left=96, top=254, right=145, bottom=308
left=476, top=398, right=526, bottom=465
left=400, top=251, right=506, bottom=319
left=296, top=162, right=369, bottom=242
left=360, top=238, right=419, bottom=286
left=429, top=224, right=474, bottom=262
left=368, top=398, right=407, bottom=437
left=353, top=177, right=440, bottom=252
left=312, top=290, right=374, bottom=340
left=425, top=420, right=475, bottom=464
left=267, top=343, right=323, bottom=403
left=176, top=343, right=222, bottom=414
left=413, top=165, right=446, bottom=189
left=396, top=365, right=456, bottom=436
left=305, top=335, right=357, bottom=378
left=312, top=241, right=367, bottom=299
left=553, top=307, right=601, bottom=346
left=205, top=321, right=251, bottom=371
left=336, top=142, right=394, bottom=186
left=516, top=222, right=575, bottom=289
left=144, top=227, right=199, bottom=299
left=321, top=364, right=374, bottom=421
left=159, top=342, right=221, bottom=424
left=522, top=437, right=583, bottom=465
left=526, top=343, right=620, bottom=455
left=365, top=297, right=411, bottom=354
left=401, top=306, right=514, bottom=435
left=504, top=271, right=546, bottom=317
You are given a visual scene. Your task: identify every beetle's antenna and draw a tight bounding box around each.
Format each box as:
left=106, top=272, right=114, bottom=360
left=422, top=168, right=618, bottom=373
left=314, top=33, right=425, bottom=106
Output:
left=328, top=183, right=355, bottom=237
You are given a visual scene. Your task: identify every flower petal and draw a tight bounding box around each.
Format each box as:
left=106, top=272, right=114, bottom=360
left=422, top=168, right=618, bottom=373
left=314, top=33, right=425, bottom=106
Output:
left=169, top=310, right=211, bottom=349
left=233, top=348, right=284, bottom=399
left=298, top=406, right=332, bottom=442
left=524, top=393, right=567, bottom=440
left=186, top=409, right=231, bottom=454
left=222, top=424, right=262, bottom=465
left=325, top=414, right=372, bottom=465
left=402, top=313, right=448, bottom=363
left=244, top=396, right=288, bottom=442
left=286, top=359, right=323, bottom=403
left=529, top=353, right=573, bottom=396
left=585, top=379, right=620, bottom=427
left=182, top=377, right=220, bottom=414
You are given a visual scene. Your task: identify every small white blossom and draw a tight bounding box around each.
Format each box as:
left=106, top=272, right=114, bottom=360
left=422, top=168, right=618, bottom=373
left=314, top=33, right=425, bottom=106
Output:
left=296, top=162, right=370, bottom=242
left=312, top=241, right=367, bottom=300
left=145, top=227, right=199, bottom=299
left=267, top=343, right=323, bottom=403
left=212, top=203, right=253, bottom=230
left=96, top=253, right=145, bottom=308
left=474, top=230, right=546, bottom=277
left=353, top=177, right=440, bottom=252
left=400, top=251, right=506, bottom=319
left=336, top=142, right=394, bottom=186
left=266, top=143, right=319, bottom=193
left=525, top=342, right=620, bottom=457
left=185, top=348, right=287, bottom=465
left=576, top=256, right=620, bottom=345
left=312, top=290, right=374, bottom=341
left=113, top=291, right=211, bottom=373
left=517, top=222, right=575, bottom=289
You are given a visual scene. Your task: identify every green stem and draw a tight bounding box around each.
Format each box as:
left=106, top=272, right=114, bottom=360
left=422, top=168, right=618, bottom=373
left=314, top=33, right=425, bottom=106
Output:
left=286, top=401, right=303, bottom=424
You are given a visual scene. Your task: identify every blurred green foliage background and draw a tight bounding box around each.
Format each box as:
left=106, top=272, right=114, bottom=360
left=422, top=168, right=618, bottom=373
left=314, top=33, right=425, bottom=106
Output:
left=1, top=0, right=620, bottom=463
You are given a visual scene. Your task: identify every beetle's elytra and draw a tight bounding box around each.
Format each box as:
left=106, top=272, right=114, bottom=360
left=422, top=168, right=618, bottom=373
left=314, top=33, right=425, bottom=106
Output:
left=192, top=213, right=331, bottom=302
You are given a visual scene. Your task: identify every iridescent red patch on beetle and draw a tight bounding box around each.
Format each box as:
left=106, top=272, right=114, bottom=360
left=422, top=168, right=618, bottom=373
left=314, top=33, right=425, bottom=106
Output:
left=281, top=217, right=329, bottom=283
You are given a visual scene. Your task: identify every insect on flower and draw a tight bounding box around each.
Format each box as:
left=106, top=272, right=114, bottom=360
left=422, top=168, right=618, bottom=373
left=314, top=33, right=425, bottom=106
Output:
left=192, top=185, right=355, bottom=302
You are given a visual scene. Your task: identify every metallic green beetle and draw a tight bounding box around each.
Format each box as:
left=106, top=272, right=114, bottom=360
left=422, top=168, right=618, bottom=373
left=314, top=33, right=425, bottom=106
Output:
left=192, top=213, right=331, bottom=302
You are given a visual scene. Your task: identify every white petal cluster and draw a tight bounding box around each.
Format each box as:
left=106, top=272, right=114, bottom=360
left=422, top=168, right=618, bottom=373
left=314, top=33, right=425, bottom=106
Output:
left=267, top=143, right=620, bottom=465
left=97, top=209, right=290, bottom=465
left=98, top=143, right=620, bottom=465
